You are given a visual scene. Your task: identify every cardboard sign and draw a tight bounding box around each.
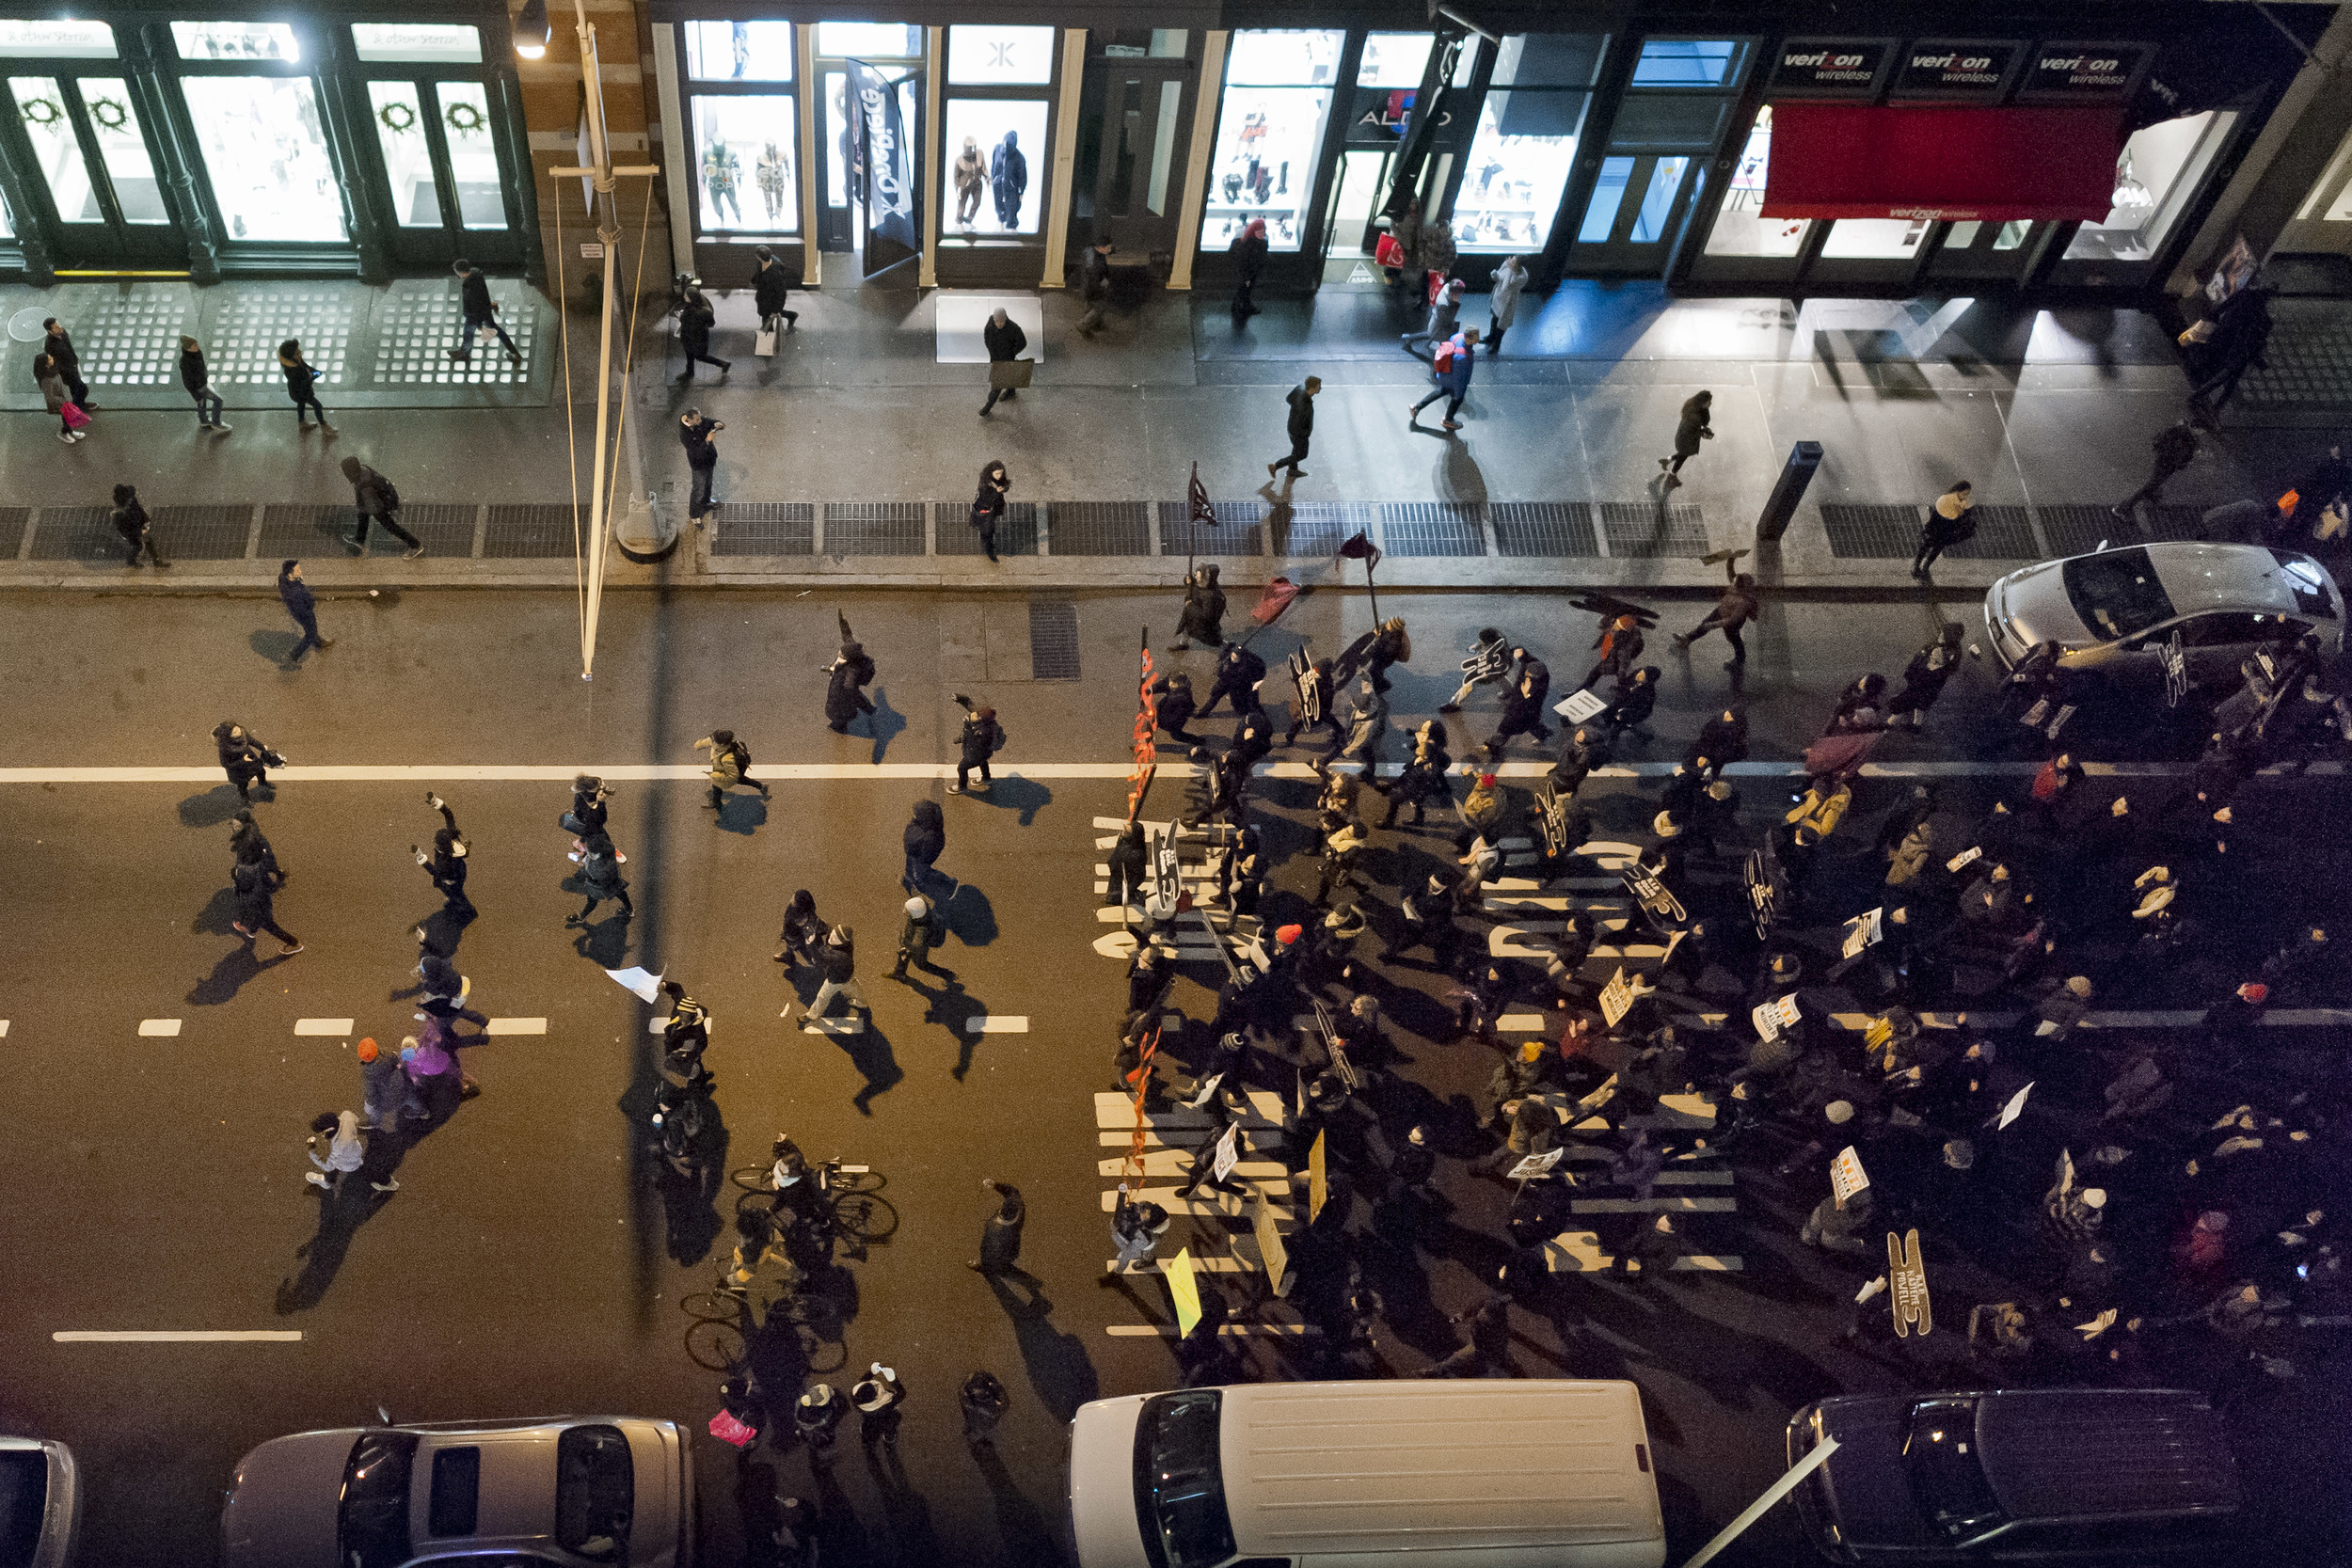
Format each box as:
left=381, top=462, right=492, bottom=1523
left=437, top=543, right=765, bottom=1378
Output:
left=1508, top=1148, right=1565, bottom=1181
left=1946, top=846, right=1983, bottom=874
left=1841, top=908, right=1883, bottom=959
left=1887, top=1228, right=1931, bottom=1337
left=1624, top=868, right=1686, bottom=925
left=1307, top=1130, right=1328, bottom=1222
left=1165, top=1246, right=1202, bottom=1336
left=1864, top=1014, right=1896, bottom=1051
left=1251, top=1191, right=1292, bottom=1298
left=2046, top=704, right=2075, bottom=740
left=1752, top=994, right=1802, bottom=1042
left=1994, top=1081, right=2035, bottom=1130
left=1553, top=689, right=1608, bottom=724
left=1211, top=1122, right=1241, bottom=1183
left=1146, top=830, right=1183, bottom=922
left=2020, top=697, right=2051, bottom=727
left=1599, top=966, right=1637, bottom=1027
left=1831, top=1145, right=1869, bottom=1207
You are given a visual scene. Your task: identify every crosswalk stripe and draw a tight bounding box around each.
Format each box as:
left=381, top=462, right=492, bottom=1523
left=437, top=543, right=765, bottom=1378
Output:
left=137, top=1019, right=181, bottom=1037
left=964, top=1016, right=1028, bottom=1034
left=485, top=1017, right=546, bottom=1036
left=1573, top=1196, right=1738, bottom=1213
left=1101, top=1186, right=1289, bottom=1218
left=1653, top=1169, right=1737, bottom=1186
left=1098, top=1129, right=1288, bottom=1154
left=294, top=1019, right=353, bottom=1036
left=53, top=1329, right=304, bottom=1342
left=1104, top=1323, right=1319, bottom=1337
left=1103, top=1256, right=1266, bottom=1275
left=795, top=1017, right=865, bottom=1036
left=1093, top=1089, right=1284, bottom=1129
left=0, top=1021, right=9, bottom=1037
left=1098, top=1154, right=1288, bottom=1179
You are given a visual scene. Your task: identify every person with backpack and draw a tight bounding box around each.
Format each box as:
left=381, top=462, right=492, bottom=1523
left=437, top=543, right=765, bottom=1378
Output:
left=970, top=458, right=1009, bottom=562
left=1408, top=326, right=1478, bottom=431
left=1912, top=480, right=1977, bottom=578
left=950, top=696, right=1005, bottom=794
left=893, top=894, right=946, bottom=979
left=233, top=852, right=302, bottom=956
left=1403, top=277, right=1467, bottom=359
left=902, top=800, right=952, bottom=898
left=800, top=924, right=870, bottom=1029
left=822, top=634, right=876, bottom=734
left=752, top=245, right=799, bottom=337
left=565, top=829, right=632, bottom=925
left=339, top=455, right=423, bottom=557
left=111, top=483, right=167, bottom=568
left=694, top=728, right=769, bottom=814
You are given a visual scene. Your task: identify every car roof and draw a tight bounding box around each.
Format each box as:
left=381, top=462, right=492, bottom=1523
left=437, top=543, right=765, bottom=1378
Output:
left=1974, top=1389, right=2241, bottom=1523
left=2142, top=542, right=2325, bottom=620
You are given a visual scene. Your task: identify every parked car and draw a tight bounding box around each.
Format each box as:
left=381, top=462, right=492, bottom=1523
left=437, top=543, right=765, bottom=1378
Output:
left=1787, top=1388, right=2242, bottom=1563
left=1069, top=1380, right=1665, bottom=1568
left=222, top=1417, right=691, bottom=1568
left=0, top=1436, right=80, bottom=1568
left=1981, top=542, right=2341, bottom=684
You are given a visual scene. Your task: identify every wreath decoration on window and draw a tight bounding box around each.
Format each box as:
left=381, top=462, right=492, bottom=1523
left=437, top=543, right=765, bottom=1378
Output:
left=87, top=95, right=130, bottom=132
left=19, top=96, right=61, bottom=129
left=443, top=100, right=486, bottom=136
left=376, top=99, right=417, bottom=135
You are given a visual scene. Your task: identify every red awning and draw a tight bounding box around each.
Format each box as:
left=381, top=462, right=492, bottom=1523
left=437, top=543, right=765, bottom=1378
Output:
left=1761, top=104, right=2123, bottom=223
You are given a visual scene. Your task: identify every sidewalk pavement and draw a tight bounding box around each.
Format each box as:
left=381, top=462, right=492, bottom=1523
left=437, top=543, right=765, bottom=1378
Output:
left=1, top=274, right=2340, bottom=600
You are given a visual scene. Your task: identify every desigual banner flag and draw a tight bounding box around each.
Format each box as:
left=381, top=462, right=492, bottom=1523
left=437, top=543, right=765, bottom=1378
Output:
left=847, top=58, right=918, bottom=251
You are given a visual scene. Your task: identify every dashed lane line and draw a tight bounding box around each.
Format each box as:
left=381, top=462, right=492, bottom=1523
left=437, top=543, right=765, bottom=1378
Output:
left=484, top=1018, right=547, bottom=1036
left=963, top=1016, right=1028, bottom=1034
left=54, top=1330, right=303, bottom=1342
left=137, top=1019, right=181, bottom=1037
left=294, top=1019, right=353, bottom=1036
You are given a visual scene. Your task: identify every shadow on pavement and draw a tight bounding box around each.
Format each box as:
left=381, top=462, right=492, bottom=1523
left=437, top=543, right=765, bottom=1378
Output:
left=830, top=1023, right=903, bottom=1115
left=985, top=1275, right=1101, bottom=1422
left=971, top=776, right=1051, bottom=827
left=715, top=792, right=770, bottom=835
left=188, top=938, right=293, bottom=1006
left=249, top=627, right=302, bottom=664
left=865, top=688, right=906, bottom=764
left=971, top=1438, right=1059, bottom=1566
left=940, top=881, right=997, bottom=947
left=178, top=784, right=248, bottom=828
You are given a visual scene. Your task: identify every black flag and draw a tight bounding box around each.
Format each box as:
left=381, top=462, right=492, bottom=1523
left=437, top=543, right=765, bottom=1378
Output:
left=846, top=60, right=918, bottom=253
left=1188, top=462, right=1216, bottom=529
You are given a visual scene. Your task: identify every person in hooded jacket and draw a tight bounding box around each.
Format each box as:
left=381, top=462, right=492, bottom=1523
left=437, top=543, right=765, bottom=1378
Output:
left=112, top=483, right=167, bottom=568
left=1104, top=820, right=1149, bottom=910
left=823, top=638, right=877, bottom=734
left=1230, top=216, right=1268, bottom=322
left=903, top=800, right=951, bottom=898
left=1151, top=672, right=1202, bottom=745
left=1172, top=565, right=1227, bottom=651
left=1487, top=656, right=1551, bottom=754
left=1580, top=613, right=1645, bottom=691
left=801, top=924, right=870, bottom=1028
left=675, top=287, right=728, bottom=382
left=214, top=721, right=278, bottom=801
left=1382, top=720, right=1454, bottom=828
left=752, top=245, right=799, bottom=332
left=990, top=129, right=1027, bottom=230
left=1197, top=639, right=1264, bottom=719
left=412, top=791, right=474, bottom=915
left=1886, top=623, right=1966, bottom=728
left=951, top=697, right=1004, bottom=794
left=230, top=809, right=282, bottom=887
left=178, top=334, right=229, bottom=432
left=565, top=830, right=632, bottom=924
left=233, top=854, right=303, bottom=955
left=775, top=889, right=825, bottom=967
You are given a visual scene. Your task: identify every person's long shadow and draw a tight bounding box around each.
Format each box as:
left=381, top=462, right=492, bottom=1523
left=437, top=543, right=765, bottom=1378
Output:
left=636, top=1091, right=730, bottom=1267
left=275, top=1111, right=435, bottom=1313
left=899, top=972, right=989, bottom=1079
left=189, top=941, right=292, bottom=1006
left=939, top=882, right=998, bottom=947
left=864, top=688, right=907, bottom=764
left=971, top=1438, right=1058, bottom=1566
left=415, top=902, right=478, bottom=958
left=825, top=1022, right=903, bottom=1115
left=249, top=628, right=302, bottom=664
left=972, top=776, right=1051, bottom=827
left=715, top=792, right=769, bottom=836
left=178, top=784, right=250, bottom=828
left=986, top=1275, right=1101, bottom=1423
left=567, top=906, right=634, bottom=966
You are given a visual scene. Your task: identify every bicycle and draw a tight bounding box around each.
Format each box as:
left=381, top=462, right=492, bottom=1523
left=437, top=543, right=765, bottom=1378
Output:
left=679, top=1267, right=847, bottom=1373
left=731, top=1154, right=900, bottom=1255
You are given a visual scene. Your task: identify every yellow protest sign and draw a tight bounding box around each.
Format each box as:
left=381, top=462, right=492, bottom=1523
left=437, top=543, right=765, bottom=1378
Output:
left=1308, top=1129, right=1328, bottom=1222
left=1252, top=1191, right=1292, bottom=1298
left=1166, top=1246, right=1202, bottom=1336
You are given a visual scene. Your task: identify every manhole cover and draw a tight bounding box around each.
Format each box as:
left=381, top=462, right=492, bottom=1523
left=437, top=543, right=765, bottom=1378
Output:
left=9, top=307, right=53, bottom=342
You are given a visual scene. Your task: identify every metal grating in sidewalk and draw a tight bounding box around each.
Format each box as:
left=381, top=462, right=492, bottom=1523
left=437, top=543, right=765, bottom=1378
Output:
left=1944, top=504, right=2040, bottom=560
left=1047, top=501, right=1151, bottom=556
left=485, top=504, right=577, bottom=560
left=1158, top=500, right=1263, bottom=557
left=1491, top=501, right=1597, bottom=557
left=940, top=500, right=1039, bottom=557
left=73, top=285, right=192, bottom=388
left=1029, top=598, right=1080, bottom=680
left=261, top=504, right=357, bottom=553
left=822, top=502, right=925, bottom=555
left=1265, top=500, right=1371, bottom=557
left=1379, top=501, right=1486, bottom=557
left=151, top=506, right=251, bottom=561
left=27, top=507, right=115, bottom=562
left=1600, top=503, right=1708, bottom=559
left=710, top=502, right=814, bottom=557
left=2038, top=504, right=2129, bottom=559
left=2143, top=505, right=2211, bottom=543
left=0, top=507, right=28, bottom=559
left=1818, top=504, right=1921, bottom=559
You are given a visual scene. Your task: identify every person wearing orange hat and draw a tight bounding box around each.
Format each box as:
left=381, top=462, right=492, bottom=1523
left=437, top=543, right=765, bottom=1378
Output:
left=1578, top=612, right=1645, bottom=691
left=356, top=1037, right=402, bottom=1131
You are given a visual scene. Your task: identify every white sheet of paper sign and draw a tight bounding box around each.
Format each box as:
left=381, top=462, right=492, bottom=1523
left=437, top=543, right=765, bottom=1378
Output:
left=1946, top=846, right=1982, bottom=873
left=1995, top=1081, right=2035, bottom=1129
left=1831, top=1145, right=1868, bottom=1205
left=604, top=967, right=664, bottom=1003
left=1842, top=908, right=1883, bottom=958
left=1553, top=689, right=1608, bottom=723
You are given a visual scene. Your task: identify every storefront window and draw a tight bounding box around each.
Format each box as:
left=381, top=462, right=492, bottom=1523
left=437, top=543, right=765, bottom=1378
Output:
left=8, top=76, right=99, bottom=221
left=1456, top=88, right=1585, bottom=251
left=368, top=81, right=436, bottom=227
left=2295, top=122, right=2352, bottom=223
left=1820, top=217, right=1929, bottom=259
left=1946, top=219, right=2029, bottom=250
left=948, top=24, right=1054, bottom=86
left=823, top=71, right=850, bottom=207
left=691, top=96, right=797, bottom=232
left=169, top=22, right=299, bottom=63
left=0, top=20, right=115, bottom=57
left=1203, top=29, right=1341, bottom=252
left=2065, top=110, right=2233, bottom=263
left=437, top=81, right=504, bottom=230
left=1359, top=32, right=1432, bottom=88
left=944, top=99, right=1043, bottom=232
left=181, top=74, right=345, bottom=241
left=1631, top=38, right=1742, bottom=87
left=81, top=76, right=166, bottom=223
left=684, top=22, right=792, bottom=83
left=1703, top=105, right=1809, bottom=257
left=0, top=188, right=11, bottom=237
left=351, top=24, right=481, bottom=64
left=815, top=23, right=920, bottom=60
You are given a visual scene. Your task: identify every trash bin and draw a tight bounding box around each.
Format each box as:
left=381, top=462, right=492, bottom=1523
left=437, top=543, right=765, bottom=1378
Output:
left=1756, top=441, right=1823, bottom=543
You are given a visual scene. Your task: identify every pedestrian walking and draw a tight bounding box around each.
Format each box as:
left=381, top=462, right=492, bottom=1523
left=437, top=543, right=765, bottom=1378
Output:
left=1912, top=481, right=1977, bottom=577
left=417, top=944, right=486, bottom=1027
left=800, top=924, right=871, bottom=1029
left=1403, top=277, right=1468, bottom=359
left=446, top=259, right=522, bottom=364
left=1268, top=376, right=1320, bottom=481
left=213, top=721, right=279, bottom=800
left=1172, top=565, right=1227, bottom=652
left=357, top=1037, right=403, bottom=1131
left=41, top=317, right=89, bottom=409
left=1659, top=389, right=1712, bottom=487
left=1672, top=549, right=1758, bottom=668
left=565, top=829, right=633, bottom=924
left=304, top=1109, right=394, bottom=1196
left=1579, top=612, right=1645, bottom=690
left=339, top=456, right=424, bottom=558
left=1320, top=676, right=1391, bottom=774
left=230, top=808, right=281, bottom=884
left=561, top=773, right=610, bottom=836
left=822, top=632, right=876, bottom=734
left=1408, top=327, right=1477, bottom=431
left=968, top=1178, right=1026, bottom=1274
left=232, top=853, right=303, bottom=955
left=978, top=309, right=1025, bottom=417
left=776, top=888, right=825, bottom=967
left=278, top=338, right=331, bottom=429
left=1886, top=623, right=1965, bottom=727
left=1486, top=255, right=1529, bottom=355
left=1381, top=719, right=1454, bottom=828
left=1152, top=672, right=1202, bottom=746
left=694, top=728, right=769, bottom=813
left=753, top=244, right=799, bottom=335
left=111, top=484, right=168, bottom=568
left=850, top=1363, right=904, bottom=1448
left=277, top=561, right=330, bottom=660
left=969, top=458, right=1009, bottom=562
left=35, top=354, right=85, bottom=444
left=950, top=695, right=1005, bottom=794
left=2115, top=420, right=2198, bottom=520
left=679, top=408, right=723, bottom=524
left=1487, top=656, right=1551, bottom=753
left=413, top=792, right=474, bottom=914
left=959, top=1371, right=1009, bottom=1445
left=902, top=800, right=953, bottom=897
left=1230, top=216, right=1268, bottom=323
left=1196, top=638, right=1264, bottom=717
left=675, top=287, right=729, bottom=381
left=1106, top=1181, right=1171, bottom=1275
left=178, top=335, right=230, bottom=432
left=893, top=894, right=946, bottom=978
left=1074, top=236, right=1114, bottom=334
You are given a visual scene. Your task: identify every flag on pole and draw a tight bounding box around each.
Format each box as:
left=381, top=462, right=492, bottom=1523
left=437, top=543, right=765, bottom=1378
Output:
left=1337, top=530, right=1381, bottom=567
left=1189, top=462, right=1216, bottom=529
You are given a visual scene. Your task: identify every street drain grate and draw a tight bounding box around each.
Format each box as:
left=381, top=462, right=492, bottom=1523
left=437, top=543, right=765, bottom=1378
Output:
left=822, top=502, right=925, bottom=555
left=27, top=507, right=116, bottom=562
left=2038, top=505, right=2129, bottom=559
left=1601, top=502, right=1708, bottom=558
left=939, top=500, right=1039, bottom=557
left=1943, top=505, right=2040, bottom=560
left=1819, top=504, right=1921, bottom=560
left=711, top=502, right=814, bottom=557
left=1379, top=502, right=1486, bottom=557
left=151, top=505, right=252, bottom=560
left=1490, top=501, right=1597, bottom=556
left=1029, top=599, right=1080, bottom=680
left=0, top=507, right=30, bottom=559
left=1158, top=500, right=1262, bottom=557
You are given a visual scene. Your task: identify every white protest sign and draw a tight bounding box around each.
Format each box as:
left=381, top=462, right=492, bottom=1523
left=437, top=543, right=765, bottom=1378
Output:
left=1508, top=1148, right=1565, bottom=1181
left=1841, top=908, right=1883, bottom=959
left=1211, top=1122, right=1241, bottom=1183
left=1994, top=1081, right=2035, bottom=1130
left=1946, top=846, right=1983, bottom=874
left=604, top=966, right=664, bottom=1002
left=1599, top=967, right=1636, bottom=1027
left=1752, top=993, right=1801, bottom=1042
left=1553, top=689, right=1608, bottom=723
left=1830, top=1145, right=1868, bottom=1208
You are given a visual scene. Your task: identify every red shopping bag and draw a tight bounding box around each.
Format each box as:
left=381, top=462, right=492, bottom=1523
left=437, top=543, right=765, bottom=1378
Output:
left=1374, top=232, right=1406, bottom=270
left=708, top=1409, right=756, bottom=1449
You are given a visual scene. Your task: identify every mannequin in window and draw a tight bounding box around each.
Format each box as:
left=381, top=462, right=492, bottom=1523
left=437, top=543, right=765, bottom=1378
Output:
left=990, top=130, right=1027, bottom=230
left=954, top=135, right=986, bottom=229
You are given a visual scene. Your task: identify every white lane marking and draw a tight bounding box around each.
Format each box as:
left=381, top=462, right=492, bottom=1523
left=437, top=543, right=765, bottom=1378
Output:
left=648, top=1018, right=669, bottom=1034
left=294, top=1019, right=353, bottom=1036
left=1098, top=1130, right=1288, bottom=1154
left=796, top=1017, right=866, bottom=1036
left=1104, top=1323, right=1319, bottom=1337
left=54, top=1330, right=303, bottom=1342
left=1654, top=1169, right=1738, bottom=1186
left=1572, top=1196, right=1738, bottom=1214
left=137, top=1019, right=182, bottom=1037
left=1095, top=1090, right=1283, bottom=1130
left=0, top=1020, right=8, bottom=1037
left=1496, top=1014, right=1548, bottom=1032
left=485, top=1018, right=547, bottom=1036
left=1098, top=1154, right=1288, bottom=1180
left=1102, top=1256, right=1266, bottom=1275
left=963, top=1016, right=1028, bottom=1034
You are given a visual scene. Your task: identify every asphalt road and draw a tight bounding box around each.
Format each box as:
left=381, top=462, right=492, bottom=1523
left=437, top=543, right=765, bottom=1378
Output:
left=0, top=582, right=2345, bottom=1568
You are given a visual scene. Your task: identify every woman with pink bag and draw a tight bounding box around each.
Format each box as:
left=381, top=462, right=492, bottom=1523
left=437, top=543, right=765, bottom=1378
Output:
left=37, top=353, right=87, bottom=443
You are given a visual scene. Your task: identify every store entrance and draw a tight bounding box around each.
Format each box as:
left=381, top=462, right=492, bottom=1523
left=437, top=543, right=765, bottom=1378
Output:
left=353, top=74, right=522, bottom=272
left=1567, top=150, right=1698, bottom=271
left=1919, top=218, right=2045, bottom=284
left=0, top=70, right=182, bottom=269
left=1072, top=59, right=1191, bottom=256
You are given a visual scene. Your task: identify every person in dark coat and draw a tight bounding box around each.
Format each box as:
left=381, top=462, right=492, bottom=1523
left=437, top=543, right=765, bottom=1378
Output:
left=178, top=334, right=228, bottom=431
left=776, top=888, right=825, bottom=967
left=1673, top=551, right=1759, bottom=668
left=902, top=799, right=951, bottom=898
left=1152, top=672, right=1202, bottom=746
left=979, top=309, right=1026, bottom=417
left=213, top=721, right=277, bottom=800
left=1197, top=639, right=1264, bottom=718
left=1104, top=820, right=1149, bottom=909
left=1172, top=564, right=1227, bottom=651
left=339, top=455, right=423, bottom=557
left=1487, top=657, right=1551, bottom=754
left=969, top=458, right=1009, bottom=562
left=566, top=829, right=632, bottom=924
left=678, top=408, right=723, bottom=523
left=1269, top=376, right=1320, bottom=481
left=562, top=773, right=610, bottom=837
left=2115, top=420, right=2197, bottom=520
left=1886, top=623, right=1965, bottom=727
left=448, top=258, right=520, bottom=364
left=951, top=695, right=1004, bottom=794
left=675, top=288, right=728, bottom=382
left=278, top=560, right=328, bottom=661
left=752, top=245, right=799, bottom=331
left=278, top=338, right=329, bottom=429
left=1579, top=613, right=1644, bottom=691
left=968, top=1179, right=1027, bottom=1275
left=989, top=129, right=1027, bottom=230
left=232, top=856, right=302, bottom=955
left=822, top=637, right=876, bottom=733
left=1407, top=326, right=1477, bottom=430
left=112, top=483, right=167, bottom=569
left=1660, top=389, right=1712, bottom=486
left=1232, top=701, right=1275, bottom=769
left=413, top=791, right=474, bottom=915
left=1229, top=215, right=1268, bottom=323
left=41, top=317, right=89, bottom=407
left=1382, top=719, right=1453, bottom=827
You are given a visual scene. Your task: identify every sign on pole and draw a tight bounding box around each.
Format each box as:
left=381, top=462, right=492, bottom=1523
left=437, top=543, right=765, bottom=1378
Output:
left=1165, top=1246, right=1202, bottom=1336
left=1251, top=1191, right=1292, bottom=1298
left=1887, top=1228, right=1931, bottom=1337
left=1599, top=966, right=1637, bottom=1027
left=1307, top=1129, right=1329, bottom=1222
left=1508, top=1148, right=1565, bottom=1181
left=1830, top=1145, right=1868, bottom=1208
left=1211, top=1122, right=1241, bottom=1184
left=1840, top=908, right=1883, bottom=959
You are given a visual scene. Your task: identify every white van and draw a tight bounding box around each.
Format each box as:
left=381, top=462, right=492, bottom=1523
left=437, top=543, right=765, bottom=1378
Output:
left=1067, top=1380, right=1666, bottom=1568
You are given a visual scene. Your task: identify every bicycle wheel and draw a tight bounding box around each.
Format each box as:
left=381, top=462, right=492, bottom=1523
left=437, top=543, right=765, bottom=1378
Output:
left=680, top=1291, right=746, bottom=1323
left=827, top=1166, right=886, bottom=1196
left=827, top=1191, right=899, bottom=1243
left=729, top=1164, right=776, bottom=1195
left=685, top=1316, right=746, bottom=1372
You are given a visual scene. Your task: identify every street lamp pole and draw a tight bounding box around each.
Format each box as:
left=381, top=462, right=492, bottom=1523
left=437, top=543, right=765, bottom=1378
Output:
left=539, top=0, right=659, bottom=681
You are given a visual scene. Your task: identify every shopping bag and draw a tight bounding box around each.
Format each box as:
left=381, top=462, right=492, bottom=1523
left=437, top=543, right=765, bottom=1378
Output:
left=755, top=317, right=779, bottom=357
left=707, top=1409, right=756, bottom=1448
left=989, top=358, right=1034, bottom=390
left=61, top=402, right=89, bottom=430
left=1374, top=232, right=1406, bottom=270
